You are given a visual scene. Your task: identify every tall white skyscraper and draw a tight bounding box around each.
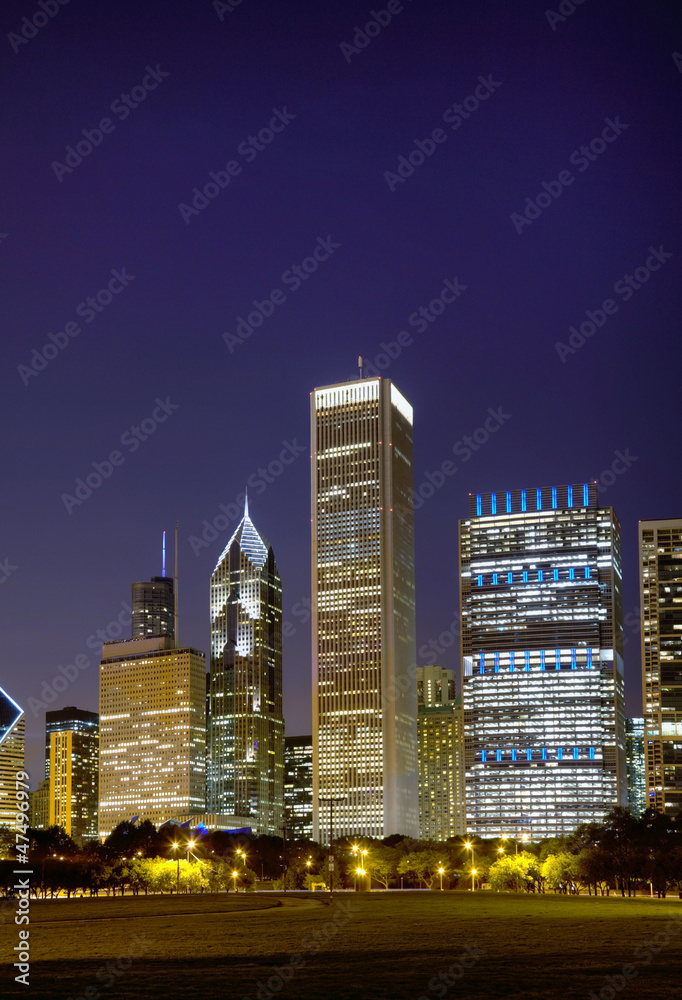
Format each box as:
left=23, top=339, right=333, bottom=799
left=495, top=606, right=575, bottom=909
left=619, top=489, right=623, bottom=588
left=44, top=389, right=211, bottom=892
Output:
left=311, top=375, right=418, bottom=841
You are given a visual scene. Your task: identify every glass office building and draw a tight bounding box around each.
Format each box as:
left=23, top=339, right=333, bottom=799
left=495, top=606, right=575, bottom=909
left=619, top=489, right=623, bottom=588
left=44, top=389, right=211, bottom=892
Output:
left=284, top=735, right=313, bottom=840
left=45, top=706, right=99, bottom=843
left=417, top=666, right=465, bottom=840
left=625, top=717, right=646, bottom=817
left=311, top=376, right=418, bottom=841
left=131, top=576, right=175, bottom=639
left=460, top=483, right=626, bottom=839
left=208, top=499, right=284, bottom=836
left=640, top=519, right=682, bottom=816
left=0, top=687, right=25, bottom=828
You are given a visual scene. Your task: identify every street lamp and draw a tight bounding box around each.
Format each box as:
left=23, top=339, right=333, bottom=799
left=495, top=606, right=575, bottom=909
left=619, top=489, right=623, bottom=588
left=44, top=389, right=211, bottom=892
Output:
left=171, top=842, right=180, bottom=894
left=236, top=849, right=247, bottom=868
left=438, top=866, right=445, bottom=891
left=232, top=869, right=239, bottom=893
left=186, top=839, right=195, bottom=862
left=464, top=841, right=475, bottom=890
left=471, top=868, right=477, bottom=892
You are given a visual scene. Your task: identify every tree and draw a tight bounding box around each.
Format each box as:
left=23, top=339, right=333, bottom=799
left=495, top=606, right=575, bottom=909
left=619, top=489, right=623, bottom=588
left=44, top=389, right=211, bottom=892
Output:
left=488, top=852, right=542, bottom=893
left=541, top=852, right=578, bottom=893
left=397, top=850, right=446, bottom=889
left=367, top=846, right=401, bottom=889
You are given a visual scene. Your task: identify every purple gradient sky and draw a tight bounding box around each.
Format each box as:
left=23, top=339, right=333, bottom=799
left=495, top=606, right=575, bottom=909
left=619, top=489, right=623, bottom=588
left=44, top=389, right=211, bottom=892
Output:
left=2, top=0, right=680, bottom=784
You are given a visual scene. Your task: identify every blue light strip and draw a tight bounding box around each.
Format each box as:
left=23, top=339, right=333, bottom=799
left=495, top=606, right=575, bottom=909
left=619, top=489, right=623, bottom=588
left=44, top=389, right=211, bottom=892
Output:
left=506, top=490, right=512, bottom=513
left=583, top=483, right=589, bottom=506
left=476, top=494, right=482, bottom=516
left=552, top=486, right=557, bottom=509
left=536, top=487, right=542, bottom=510
left=567, top=485, right=573, bottom=507
left=521, top=489, right=527, bottom=511
left=491, top=493, right=497, bottom=515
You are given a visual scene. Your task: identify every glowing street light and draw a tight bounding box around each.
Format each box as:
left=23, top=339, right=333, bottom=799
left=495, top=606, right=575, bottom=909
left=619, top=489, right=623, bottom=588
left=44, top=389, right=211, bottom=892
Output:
left=438, top=866, right=445, bottom=891
left=471, top=868, right=477, bottom=892
left=464, top=841, right=476, bottom=890
left=171, top=841, right=180, bottom=893
left=232, top=869, right=239, bottom=893
left=236, top=848, right=247, bottom=868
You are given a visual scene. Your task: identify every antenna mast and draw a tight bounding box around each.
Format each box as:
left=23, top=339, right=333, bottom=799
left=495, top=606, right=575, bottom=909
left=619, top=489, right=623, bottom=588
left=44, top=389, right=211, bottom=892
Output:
left=358, top=355, right=363, bottom=379
left=162, top=530, right=166, bottom=576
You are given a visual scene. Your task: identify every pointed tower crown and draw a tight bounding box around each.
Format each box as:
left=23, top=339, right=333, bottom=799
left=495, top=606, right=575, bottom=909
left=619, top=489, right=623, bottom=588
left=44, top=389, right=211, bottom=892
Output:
left=213, top=493, right=269, bottom=571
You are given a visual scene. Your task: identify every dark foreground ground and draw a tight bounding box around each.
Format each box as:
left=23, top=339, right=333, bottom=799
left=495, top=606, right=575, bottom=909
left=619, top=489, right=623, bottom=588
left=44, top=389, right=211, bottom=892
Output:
left=2, top=890, right=681, bottom=999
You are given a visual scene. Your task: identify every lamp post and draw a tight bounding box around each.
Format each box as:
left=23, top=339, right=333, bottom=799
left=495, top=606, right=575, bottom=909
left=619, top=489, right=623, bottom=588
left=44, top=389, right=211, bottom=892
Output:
left=318, top=797, right=344, bottom=897
left=438, top=866, right=445, bottom=891
left=361, top=848, right=369, bottom=891
left=171, top=842, right=180, bottom=894
left=232, top=869, right=239, bottom=894
left=465, top=841, right=475, bottom=891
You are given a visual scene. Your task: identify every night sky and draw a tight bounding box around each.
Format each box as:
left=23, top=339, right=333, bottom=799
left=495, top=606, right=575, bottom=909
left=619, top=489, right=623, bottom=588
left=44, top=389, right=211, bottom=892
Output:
left=3, top=0, right=680, bottom=785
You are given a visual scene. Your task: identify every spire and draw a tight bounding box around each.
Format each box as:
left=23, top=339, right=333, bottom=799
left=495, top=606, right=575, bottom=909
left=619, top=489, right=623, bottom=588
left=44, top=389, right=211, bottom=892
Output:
left=244, top=489, right=249, bottom=519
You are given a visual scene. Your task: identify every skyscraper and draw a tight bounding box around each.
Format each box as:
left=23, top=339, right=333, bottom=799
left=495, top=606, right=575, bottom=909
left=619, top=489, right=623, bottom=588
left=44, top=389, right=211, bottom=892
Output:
left=417, top=666, right=465, bottom=840
left=626, top=717, right=646, bottom=817
left=99, top=635, right=206, bottom=837
left=284, top=735, right=313, bottom=840
left=312, top=375, right=418, bottom=841
left=131, top=576, right=175, bottom=639
left=0, top=687, right=25, bottom=828
left=640, top=519, right=682, bottom=816
left=208, top=498, right=284, bottom=835
left=460, top=483, right=626, bottom=839
left=45, top=707, right=99, bottom=843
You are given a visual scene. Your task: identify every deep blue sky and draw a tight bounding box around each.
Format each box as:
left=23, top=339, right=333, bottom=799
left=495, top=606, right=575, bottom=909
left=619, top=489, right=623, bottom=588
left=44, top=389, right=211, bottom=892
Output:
left=2, top=0, right=680, bottom=784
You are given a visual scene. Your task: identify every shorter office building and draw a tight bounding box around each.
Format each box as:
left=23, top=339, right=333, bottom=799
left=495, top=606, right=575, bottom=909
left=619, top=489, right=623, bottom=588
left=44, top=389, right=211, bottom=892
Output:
left=626, top=717, right=646, bottom=817
left=30, top=778, right=50, bottom=831
left=45, top=706, right=99, bottom=843
left=99, top=635, right=206, bottom=838
left=284, top=735, right=313, bottom=840
left=417, top=667, right=466, bottom=840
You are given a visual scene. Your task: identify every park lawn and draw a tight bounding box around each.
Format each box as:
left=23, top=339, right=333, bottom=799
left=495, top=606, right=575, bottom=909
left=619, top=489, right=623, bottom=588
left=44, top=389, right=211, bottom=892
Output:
left=2, top=891, right=681, bottom=1000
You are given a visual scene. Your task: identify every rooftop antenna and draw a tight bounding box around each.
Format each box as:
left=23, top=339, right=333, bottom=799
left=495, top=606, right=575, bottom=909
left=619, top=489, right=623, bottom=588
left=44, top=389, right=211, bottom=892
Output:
left=174, top=520, right=179, bottom=646
left=162, top=530, right=166, bottom=576
left=358, top=355, right=363, bottom=379
left=244, top=488, right=249, bottom=519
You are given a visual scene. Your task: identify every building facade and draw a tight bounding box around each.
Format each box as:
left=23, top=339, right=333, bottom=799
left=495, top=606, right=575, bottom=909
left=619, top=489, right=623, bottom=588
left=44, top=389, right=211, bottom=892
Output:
left=208, top=499, right=284, bottom=836
left=99, top=635, right=206, bottom=837
left=312, top=376, right=418, bottom=841
left=626, top=717, right=646, bottom=817
left=417, top=666, right=465, bottom=840
left=30, top=778, right=50, bottom=830
left=46, top=707, right=99, bottom=844
left=640, top=519, right=682, bottom=816
left=460, top=483, right=626, bottom=839
left=284, top=735, right=313, bottom=840
left=131, top=576, right=175, bottom=640
left=0, top=687, right=25, bottom=828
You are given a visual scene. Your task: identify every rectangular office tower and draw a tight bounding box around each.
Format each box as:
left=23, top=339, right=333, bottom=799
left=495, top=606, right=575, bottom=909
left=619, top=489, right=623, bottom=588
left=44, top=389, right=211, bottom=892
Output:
left=0, top=687, right=25, bottom=828
left=131, top=576, right=174, bottom=639
left=640, top=519, right=682, bottom=815
left=626, top=717, right=646, bottom=817
left=460, top=483, right=626, bottom=839
left=417, top=666, right=466, bottom=840
left=284, top=735, right=313, bottom=840
left=208, top=499, right=284, bottom=835
left=45, top=706, right=99, bottom=843
left=99, top=636, right=206, bottom=837
left=312, top=376, right=418, bottom=841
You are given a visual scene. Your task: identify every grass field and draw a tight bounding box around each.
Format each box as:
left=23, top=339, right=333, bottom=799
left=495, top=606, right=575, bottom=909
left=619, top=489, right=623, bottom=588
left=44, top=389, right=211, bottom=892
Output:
left=2, top=890, right=682, bottom=999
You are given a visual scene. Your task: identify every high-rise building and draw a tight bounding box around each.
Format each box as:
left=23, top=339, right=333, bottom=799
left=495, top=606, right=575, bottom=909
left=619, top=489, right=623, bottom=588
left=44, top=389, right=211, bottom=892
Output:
left=30, top=779, right=50, bottom=830
left=312, top=375, right=418, bottom=841
left=626, top=717, right=646, bottom=817
left=208, top=498, right=284, bottom=836
left=460, top=483, right=626, bottom=839
left=0, top=687, right=25, bottom=828
left=99, top=635, right=206, bottom=837
left=640, top=519, right=682, bottom=816
left=417, top=666, right=465, bottom=840
left=284, top=735, right=313, bottom=840
left=131, top=576, right=175, bottom=639
left=45, top=707, right=99, bottom=844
